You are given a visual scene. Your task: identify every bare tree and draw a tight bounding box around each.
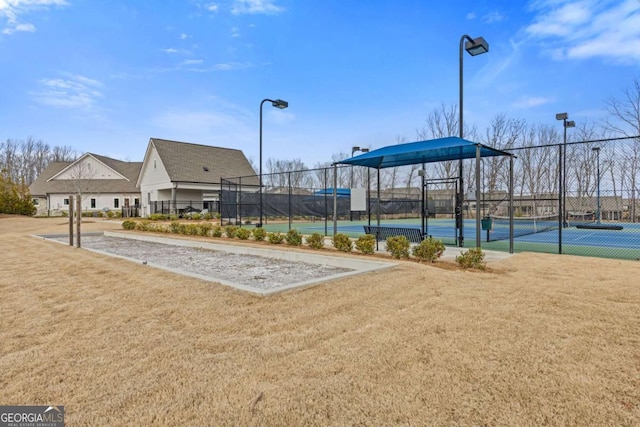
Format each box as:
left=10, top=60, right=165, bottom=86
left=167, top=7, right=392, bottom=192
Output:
left=604, top=78, right=640, bottom=221
left=513, top=124, right=559, bottom=215
left=381, top=135, right=407, bottom=191
left=415, top=103, right=471, bottom=188
left=482, top=114, right=524, bottom=198
left=67, top=161, right=97, bottom=201
left=0, top=137, right=76, bottom=186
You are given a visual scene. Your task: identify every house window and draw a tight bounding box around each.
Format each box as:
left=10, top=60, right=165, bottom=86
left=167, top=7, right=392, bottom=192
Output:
left=134, top=198, right=140, bottom=207
left=91, top=198, right=96, bottom=209
left=63, top=198, right=69, bottom=205
left=114, top=198, right=120, bottom=209
left=154, top=159, right=157, bottom=169
left=32, top=199, right=39, bottom=206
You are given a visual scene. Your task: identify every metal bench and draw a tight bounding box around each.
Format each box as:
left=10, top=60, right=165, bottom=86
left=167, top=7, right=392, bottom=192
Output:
left=363, top=225, right=425, bottom=243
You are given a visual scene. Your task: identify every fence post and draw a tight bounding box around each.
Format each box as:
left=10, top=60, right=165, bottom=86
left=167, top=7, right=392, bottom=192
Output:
left=68, top=194, right=74, bottom=246
left=288, top=171, right=292, bottom=230
left=76, top=195, right=82, bottom=248
left=333, top=164, right=338, bottom=236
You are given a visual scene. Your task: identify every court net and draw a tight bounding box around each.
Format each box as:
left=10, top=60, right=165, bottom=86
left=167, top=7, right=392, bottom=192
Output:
left=487, top=214, right=560, bottom=241
left=567, top=211, right=596, bottom=225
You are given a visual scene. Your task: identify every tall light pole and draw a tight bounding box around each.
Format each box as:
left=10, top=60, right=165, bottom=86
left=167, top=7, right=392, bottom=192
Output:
left=459, top=34, right=489, bottom=247
left=556, top=113, right=575, bottom=228
left=555, top=112, right=574, bottom=254
left=259, top=98, right=288, bottom=227
left=593, top=146, right=601, bottom=224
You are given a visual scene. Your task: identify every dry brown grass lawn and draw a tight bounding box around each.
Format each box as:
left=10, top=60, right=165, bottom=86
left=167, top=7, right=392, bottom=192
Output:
left=1, top=215, right=639, bottom=426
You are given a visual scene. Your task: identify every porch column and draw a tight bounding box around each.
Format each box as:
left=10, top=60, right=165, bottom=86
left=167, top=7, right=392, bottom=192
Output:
left=171, top=187, right=177, bottom=215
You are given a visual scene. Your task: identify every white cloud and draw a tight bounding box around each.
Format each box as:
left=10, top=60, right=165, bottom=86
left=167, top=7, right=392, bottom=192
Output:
left=525, top=0, right=640, bottom=63
left=231, top=26, right=240, bottom=37
left=466, top=12, right=476, bottom=20
left=231, top=0, right=283, bottom=15
left=511, top=95, right=554, bottom=109
left=213, top=61, right=253, bottom=71
left=206, top=3, right=219, bottom=12
left=0, top=0, right=68, bottom=35
left=482, top=10, right=506, bottom=24
left=180, top=33, right=189, bottom=40
left=162, top=48, right=179, bottom=54
left=31, top=73, right=103, bottom=110
left=181, top=59, right=204, bottom=65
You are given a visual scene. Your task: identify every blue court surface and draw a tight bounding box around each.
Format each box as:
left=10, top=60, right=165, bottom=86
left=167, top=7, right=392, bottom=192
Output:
left=268, top=218, right=640, bottom=255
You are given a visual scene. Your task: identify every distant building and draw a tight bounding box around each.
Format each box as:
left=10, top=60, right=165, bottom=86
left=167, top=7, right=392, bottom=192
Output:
left=29, top=153, right=141, bottom=216
left=136, top=138, right=257, bottom=216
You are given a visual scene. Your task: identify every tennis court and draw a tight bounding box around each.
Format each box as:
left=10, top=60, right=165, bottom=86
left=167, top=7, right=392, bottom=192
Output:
left=261, top=218, right=640, bottom=259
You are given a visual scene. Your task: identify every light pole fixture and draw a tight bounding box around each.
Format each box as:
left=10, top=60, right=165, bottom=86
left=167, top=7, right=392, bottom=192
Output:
left=458, top=34, right=489, bottom=247
left=351, top=146, right=361, bottom=189
left=556, top=113, right=575, bottom=226
left=258, top=98, right=288, bottom=227
left=555, top=112, right=574, bottom=253
left=593, top=147, right=601, bottom=224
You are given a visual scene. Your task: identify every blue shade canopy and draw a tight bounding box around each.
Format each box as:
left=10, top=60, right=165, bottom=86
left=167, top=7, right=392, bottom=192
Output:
left=314, top=188, right=351, bottom=196
left=337, top=136, right=512, bottom=169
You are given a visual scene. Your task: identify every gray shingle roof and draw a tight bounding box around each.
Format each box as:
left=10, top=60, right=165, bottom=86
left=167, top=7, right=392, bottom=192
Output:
left=150, top=138, right=258, bottom=185
left=29, top=155, right=142, bottom=196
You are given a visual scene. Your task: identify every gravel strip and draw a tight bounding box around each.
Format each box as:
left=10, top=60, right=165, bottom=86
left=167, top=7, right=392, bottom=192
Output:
left=55, top=235, right=353, bottom=291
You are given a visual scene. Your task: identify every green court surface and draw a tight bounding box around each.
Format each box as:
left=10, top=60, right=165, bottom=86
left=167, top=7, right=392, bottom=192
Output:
left=253, top=217, right=640, bottom=260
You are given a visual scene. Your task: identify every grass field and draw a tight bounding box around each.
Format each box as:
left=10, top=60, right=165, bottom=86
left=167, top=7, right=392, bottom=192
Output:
left=1, top=215, right=639, bottom=425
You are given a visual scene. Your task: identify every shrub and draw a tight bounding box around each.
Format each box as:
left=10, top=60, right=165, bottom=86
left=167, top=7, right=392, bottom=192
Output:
left=191, top=213, right=202, bottom=221
left=149, top=213, right=165, bottom=221
left=355, top=234, right=376, bottom=254
left=202, top=212, right=213, bottom=221
left=456, top=248, right=486, bottom=270
left=268, top=232, right=284, bottom=244
left=169, top=221, right=182, bottom=234
left=106, top=210, right=115, bottom=218
left=236, top=227, right=251, bottom=240
left=184, top=224, right=200, bottom=236
left=61, top=210, right=68, bottom=217
left=285, top=229, right=303, bottom=246
left=252, top=227, right=267, bottom=242
left=332, top=233, right=353, bottom=252
left=224, top=225, right=238, bottom=238
left=197, top=223, right=212, bottom=236
left=386, top=235, right=410, bottom=259
left=122, top=220, right=137, bottom=230
left=168, top=214, right=178, bottom=221
left=306, top=233, right=325, bottom=250
left=210, top=225, right=223, bottom=237
left=412, top=237, right=445, bottom=263
left=135, top=220, right=154, bottom=232
left=0, top=173, right=37, bottom=216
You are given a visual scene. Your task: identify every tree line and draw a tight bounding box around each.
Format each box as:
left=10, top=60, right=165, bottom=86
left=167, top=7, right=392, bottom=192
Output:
left=261, top=78, right=640, bottom=212
left=0, top=137, right=77, bottom=186
left=0, top=137, right=77, bottom=215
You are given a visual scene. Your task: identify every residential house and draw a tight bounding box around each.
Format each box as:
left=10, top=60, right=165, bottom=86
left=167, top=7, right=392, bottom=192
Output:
left=29, top=153, right=142, bottom=216
left=137, top=138, right=258, bottom=217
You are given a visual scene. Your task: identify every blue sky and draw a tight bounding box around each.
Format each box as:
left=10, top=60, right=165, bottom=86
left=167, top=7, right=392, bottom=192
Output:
left=1, top=0, right=639, bottom=168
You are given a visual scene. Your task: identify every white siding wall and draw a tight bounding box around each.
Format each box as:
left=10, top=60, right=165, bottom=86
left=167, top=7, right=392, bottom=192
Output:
left=47, top=193, right=141, bottom=214
left=54, top=156, right=124, bottom=180
left=138, top=145, right=173, bottom=216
